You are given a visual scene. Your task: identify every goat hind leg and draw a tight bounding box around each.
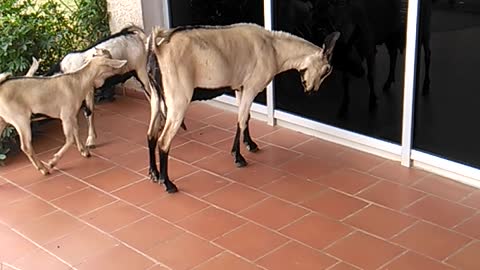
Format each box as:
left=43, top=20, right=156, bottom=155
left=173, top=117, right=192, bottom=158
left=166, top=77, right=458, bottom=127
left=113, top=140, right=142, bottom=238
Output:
left=383, top=41, right=398, bottom=92
left=366, top=56, right=378, bottom=112
left=156, top=110, right=188, bottom=193
left=338, top=71, right=351, bottom=118
left=84, top=91, right=97, bottom=149
left=146, top=94, right=165, bottom=182
left=422, top=44, right=431, bottom=96
left=12, top=120, right=49, bottom=175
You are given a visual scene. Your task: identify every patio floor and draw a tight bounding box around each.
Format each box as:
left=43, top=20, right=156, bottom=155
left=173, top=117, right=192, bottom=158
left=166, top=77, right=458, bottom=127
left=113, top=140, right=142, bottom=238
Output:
left=1, top=95, right=479, bottom=270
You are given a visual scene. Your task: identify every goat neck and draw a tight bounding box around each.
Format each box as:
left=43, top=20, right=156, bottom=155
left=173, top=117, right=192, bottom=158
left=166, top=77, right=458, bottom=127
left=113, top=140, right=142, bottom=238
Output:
left=272, top=31, right=322, bottom=73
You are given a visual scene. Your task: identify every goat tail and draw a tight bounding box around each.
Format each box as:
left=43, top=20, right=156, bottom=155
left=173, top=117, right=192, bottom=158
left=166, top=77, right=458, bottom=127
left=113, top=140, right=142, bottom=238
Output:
left=151, top=26, right=173, bottom=48
left=0, top=73, right=11, bottom=85
left=123, top=24, right=148, bottom=42
left=25, top=57, right=42, bottom=77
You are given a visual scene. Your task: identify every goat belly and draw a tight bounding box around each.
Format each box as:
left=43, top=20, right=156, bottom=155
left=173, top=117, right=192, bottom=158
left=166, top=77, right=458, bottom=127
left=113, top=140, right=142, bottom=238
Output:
left=191, top=87, right=230, bottom=101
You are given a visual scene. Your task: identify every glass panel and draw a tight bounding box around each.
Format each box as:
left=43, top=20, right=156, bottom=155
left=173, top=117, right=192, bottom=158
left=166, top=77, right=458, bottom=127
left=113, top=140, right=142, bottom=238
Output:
left=413, top=0, right=480, bottom=168
left=272, top=0, right=408, bottom=143
left=168, top=0, right=266, bottom=104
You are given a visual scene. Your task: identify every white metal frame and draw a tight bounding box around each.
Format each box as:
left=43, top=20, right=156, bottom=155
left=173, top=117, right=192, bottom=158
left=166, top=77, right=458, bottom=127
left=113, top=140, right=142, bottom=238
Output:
left=163, top=0, right=171, bottom=28
left=401, top=0, right=419, bottom=166
left=157, top=0, right=480, bottom=187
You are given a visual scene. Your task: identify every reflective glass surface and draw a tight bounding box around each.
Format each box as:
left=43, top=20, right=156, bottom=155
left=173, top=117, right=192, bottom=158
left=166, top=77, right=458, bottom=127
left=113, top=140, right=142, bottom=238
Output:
left=414, top=0, right=480, bottom=168
left=273, top=0, right=408, bottom=143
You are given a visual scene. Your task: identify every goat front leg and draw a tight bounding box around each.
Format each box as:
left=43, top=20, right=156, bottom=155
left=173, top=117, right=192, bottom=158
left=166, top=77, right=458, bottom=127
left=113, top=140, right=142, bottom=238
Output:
left=243, top=113, right=258, bottom=152
left=47, top=116, right=82, bottom=168
left=84, top=91, right=97, bottom=149
left=231, top=124, right=247, bottom=167
left=12, top=119, right=49, bottom=175
left=231, top=91, right=256, bottom=167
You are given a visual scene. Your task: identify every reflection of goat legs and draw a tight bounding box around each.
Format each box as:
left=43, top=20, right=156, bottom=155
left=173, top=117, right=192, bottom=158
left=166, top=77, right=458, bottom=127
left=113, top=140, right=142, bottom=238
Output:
left=383, top=38, right=400, bottom=92
left=338, top=72, right=351, bottom=118
left=422, top=42, right=431, bottom=96
left=366, top=54, right=378, bottom=112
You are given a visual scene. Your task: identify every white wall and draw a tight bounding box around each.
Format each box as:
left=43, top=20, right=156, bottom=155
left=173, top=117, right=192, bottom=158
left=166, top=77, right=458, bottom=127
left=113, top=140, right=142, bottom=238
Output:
left=106, top=0, right=144, bottom=33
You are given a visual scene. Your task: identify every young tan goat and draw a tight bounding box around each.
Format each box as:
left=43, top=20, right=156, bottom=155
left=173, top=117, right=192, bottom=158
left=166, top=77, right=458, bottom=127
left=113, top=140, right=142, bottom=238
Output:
left=0, top=52, right=127, bottom=175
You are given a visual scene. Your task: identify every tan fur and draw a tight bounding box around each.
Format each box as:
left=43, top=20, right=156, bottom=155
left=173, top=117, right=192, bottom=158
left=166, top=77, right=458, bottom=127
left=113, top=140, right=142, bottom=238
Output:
left=0, top=53, right=127, bottom=175
left=148, top=24, right=338, bottom=148
left=146, top=23, right=339, bottom=186
left=59, top=26, right=151, bottom=149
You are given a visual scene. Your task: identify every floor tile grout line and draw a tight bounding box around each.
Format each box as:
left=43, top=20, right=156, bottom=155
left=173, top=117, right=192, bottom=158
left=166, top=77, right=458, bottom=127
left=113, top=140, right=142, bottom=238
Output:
left=7, top=150, right=478, bottom=257
left=255, top=130, right=314, bottom=151
left=139, top=188, right=364, bottom=269
left=76, top=199, right=120, bottom=219
left=441, top=237, right=478, bottom=265
left=190, top=250, right=270, bottom=270
left=325, top=261, right=362, bottom=270
left=276, top=211, right=313, bottom=232
left=451, top=208, right=480, bottom=230
left=4, top=101, right=479, bottom=269
left=365, top=158, right=390, bottom=173
left=235, top=196, right=275, bottom=216
left=339, top=202, right=373, bottom=223
left=0, top=262, right=23, bottom=270
left=2, top=177, right=171, bottom=269
left=6, top=104, right=480, bottom=258
left=9, top=227, right=78, bottom=270
left=252, top=239, right=293, bottom=263
left=376, top=249, right=409, bottom=270
left=388, top=219, right=476, bottom=264
left=109, top=214, right=153, bottom=235
left=363, top=168, right=480, bottom=209
left=171, top=191, right=365, bottom=265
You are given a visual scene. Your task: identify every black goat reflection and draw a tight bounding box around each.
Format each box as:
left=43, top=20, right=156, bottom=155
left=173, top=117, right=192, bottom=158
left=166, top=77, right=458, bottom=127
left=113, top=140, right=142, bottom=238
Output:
left=281, top=0, right=434, bottom=116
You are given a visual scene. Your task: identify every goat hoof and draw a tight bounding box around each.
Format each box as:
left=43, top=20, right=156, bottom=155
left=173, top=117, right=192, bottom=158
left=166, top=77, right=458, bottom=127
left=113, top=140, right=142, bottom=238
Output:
left=235, top=158, right=247, bottom=168
left=166, top=184, right=178, bottom=193
left=86, top=144, right=96, bottom=150
left=151, top=176, right=160, bottom=183
left=148, top=169, right=160, bottom=183
left=47, top=161, right=55, bottom=169
left=40, top=168, right=50, bottom=175
left=245, top=143, right=259, bottom=153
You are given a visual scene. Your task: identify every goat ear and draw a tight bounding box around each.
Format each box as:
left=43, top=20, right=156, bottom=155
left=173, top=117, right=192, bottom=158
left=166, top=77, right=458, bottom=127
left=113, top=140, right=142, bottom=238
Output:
left=155, top=37, right=166, bottom=47
left=106, top=59, right=127, bottom=69
left=94, top=48, right=112, bottom=58
left=323, top=31, right=340, bottom=59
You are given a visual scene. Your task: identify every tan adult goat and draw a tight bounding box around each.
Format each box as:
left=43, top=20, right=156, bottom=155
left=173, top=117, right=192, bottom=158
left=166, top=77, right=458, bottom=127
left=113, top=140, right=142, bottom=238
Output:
left=146, top=23, right=340, bottom=193
left=0, top=51, right=127, bottom=175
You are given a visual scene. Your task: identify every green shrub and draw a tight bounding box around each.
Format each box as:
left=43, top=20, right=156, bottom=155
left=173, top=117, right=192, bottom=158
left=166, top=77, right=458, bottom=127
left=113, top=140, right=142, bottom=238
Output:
left=0, top=0, right=110, bottom=163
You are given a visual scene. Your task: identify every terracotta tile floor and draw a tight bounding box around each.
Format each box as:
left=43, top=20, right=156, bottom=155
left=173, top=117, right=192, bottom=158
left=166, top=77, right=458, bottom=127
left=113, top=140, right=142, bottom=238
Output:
left=1, top=95, right=480, bottom=270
